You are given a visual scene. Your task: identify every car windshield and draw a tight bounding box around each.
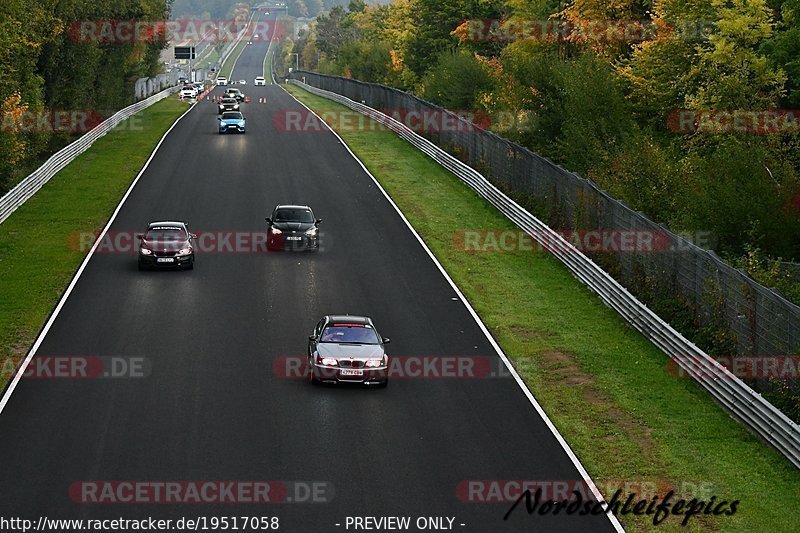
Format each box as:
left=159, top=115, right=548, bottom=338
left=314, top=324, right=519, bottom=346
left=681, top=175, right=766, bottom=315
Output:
left=320, top=325, right=380, bottom=344
left=274, top=208, right=314, bottom=223
left=222, top=112, right=242, bottom=120
left=145, top=228, right=186, bottom=241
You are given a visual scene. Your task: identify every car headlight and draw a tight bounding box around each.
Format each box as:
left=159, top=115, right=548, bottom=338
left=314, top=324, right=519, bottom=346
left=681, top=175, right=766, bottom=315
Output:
left=305, top=227, right=318, bottom=236
left=238, top=120, right=245, bottom=126
left=320, top=357, right=338, bottom=366
left=233, top=104, right=239, bottom=109
left=365, top=359, right=383, bottom=368
left=139, top=248, right=153, bottom=255
left=177, top=247, right=193, bottom=256
left=270, top=227, right=282, bottom=234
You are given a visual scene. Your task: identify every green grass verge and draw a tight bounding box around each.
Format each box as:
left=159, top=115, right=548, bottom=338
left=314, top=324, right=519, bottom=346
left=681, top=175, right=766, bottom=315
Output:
left=0, top=97, right=190, bottom=386
left=199, top=45, right=220, bottom=70
left=263, top=41, right=276, bottom=82
left=284, top=84, right=799, bottom=532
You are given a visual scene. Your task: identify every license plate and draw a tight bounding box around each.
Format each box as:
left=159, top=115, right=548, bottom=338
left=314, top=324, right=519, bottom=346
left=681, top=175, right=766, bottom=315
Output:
left=340, top=369, right=363, bottom=376
left=286, top=236, right=302, bottom=241
left=156, top=257, right=175, bottom=263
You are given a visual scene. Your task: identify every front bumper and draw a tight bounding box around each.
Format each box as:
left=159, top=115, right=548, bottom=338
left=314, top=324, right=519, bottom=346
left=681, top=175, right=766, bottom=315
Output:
left=219, top=123, right=246, bottom=133
left=267, top=232, right=318, bottom=251
left=139, top=253, right=194, bottom=268
left=311, top=363, right=388, bottom=385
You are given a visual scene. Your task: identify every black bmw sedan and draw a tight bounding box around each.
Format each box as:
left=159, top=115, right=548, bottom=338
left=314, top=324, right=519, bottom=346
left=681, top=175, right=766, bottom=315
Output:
left=265, top=205, right=321, bottom=251
left=137, top=221, right=196, bottom=270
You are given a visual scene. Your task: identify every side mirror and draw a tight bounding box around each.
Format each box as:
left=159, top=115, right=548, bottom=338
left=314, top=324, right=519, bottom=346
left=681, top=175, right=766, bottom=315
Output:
left=265, top=217, right=272, bottom=224
left=315, top=219, right=322, bottom=225
left=189, top=233, right=197, bottom=239
left=308, top=335, right=317, bottom=342
left=136, top=234, right=144, bottom=240
left=382, top=338, right=391, bottom=344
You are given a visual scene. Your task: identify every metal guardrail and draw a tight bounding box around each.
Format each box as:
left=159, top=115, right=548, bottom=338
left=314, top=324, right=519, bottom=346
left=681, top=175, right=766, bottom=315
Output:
left=289, top=79, right=800, bottom=469
left=0, top=86, right=180, bottom=226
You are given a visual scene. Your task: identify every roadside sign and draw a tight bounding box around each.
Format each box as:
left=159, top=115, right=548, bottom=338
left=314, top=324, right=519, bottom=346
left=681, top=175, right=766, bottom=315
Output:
left=174, top=46, right=196, bottom=60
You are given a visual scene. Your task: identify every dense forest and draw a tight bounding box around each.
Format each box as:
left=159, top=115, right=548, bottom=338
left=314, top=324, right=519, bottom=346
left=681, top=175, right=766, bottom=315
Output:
left=288, top=0, right=800, bottom=298
left=0, top=0, right=171, bottom=196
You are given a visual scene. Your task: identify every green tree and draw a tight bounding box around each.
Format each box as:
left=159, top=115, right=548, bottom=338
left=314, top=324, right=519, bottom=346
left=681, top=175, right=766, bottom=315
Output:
left=419, top=50, right=494, bottom=110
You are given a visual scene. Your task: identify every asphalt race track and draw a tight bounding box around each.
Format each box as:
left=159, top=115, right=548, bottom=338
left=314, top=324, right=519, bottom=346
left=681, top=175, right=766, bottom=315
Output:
left=0, top=11, right=617, bottom=533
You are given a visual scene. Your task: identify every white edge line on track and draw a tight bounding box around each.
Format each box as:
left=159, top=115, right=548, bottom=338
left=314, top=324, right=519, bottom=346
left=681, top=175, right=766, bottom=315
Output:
left=280, top=84, right=626, bottom=533
left=0, top=100, right=198, bottom=415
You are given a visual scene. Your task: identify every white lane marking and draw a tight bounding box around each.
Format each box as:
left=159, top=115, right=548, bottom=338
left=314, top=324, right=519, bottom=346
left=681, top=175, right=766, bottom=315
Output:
left=0, top=102, right=196, bottom=414
left=281, top=85, right=625, bottom=533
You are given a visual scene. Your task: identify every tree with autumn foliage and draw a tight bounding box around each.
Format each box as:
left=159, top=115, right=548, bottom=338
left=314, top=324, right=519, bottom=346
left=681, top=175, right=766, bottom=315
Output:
left=0, top=0, right=170, bottom=195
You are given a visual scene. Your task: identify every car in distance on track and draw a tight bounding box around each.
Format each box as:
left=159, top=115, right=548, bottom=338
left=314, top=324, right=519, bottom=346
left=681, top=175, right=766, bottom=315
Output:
left=254, top=76, right=266, bottom=86
left=137, top=221, right=196, bottom=270
left=216, top=76, right=228, bottom=86
left=218, top=111, right=246, bottom=134
left=307, top=315, right=390, bottom=387
left=224, top=87, right=245, bottom=101
left=265, top=205, right=321, bottom=251
left=179, top=86, right=197, bottom=99
left=238, top=80, right=247, bottom=85
left=218, top=97, right=240, bottom=114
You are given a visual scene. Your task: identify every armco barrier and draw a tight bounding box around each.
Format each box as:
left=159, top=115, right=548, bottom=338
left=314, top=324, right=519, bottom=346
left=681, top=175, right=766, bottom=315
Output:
left=288, top=78, right=800, bottom=469
left=0, top=86, right=180, bottom=225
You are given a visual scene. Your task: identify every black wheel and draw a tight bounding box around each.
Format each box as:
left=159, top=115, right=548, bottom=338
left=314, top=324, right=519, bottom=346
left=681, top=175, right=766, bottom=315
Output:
left=186, top=261, right=194, bottom=270
left=138, top=262, right=145, bottom=271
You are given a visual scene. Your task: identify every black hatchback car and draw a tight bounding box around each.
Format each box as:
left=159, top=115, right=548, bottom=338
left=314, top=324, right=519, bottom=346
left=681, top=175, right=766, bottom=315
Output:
left=137, top=221, right=196, bottom=270
left=308, top=315, right=390, bottom=387
left=217, top=97, right=240, bottom=114
left=265, top=205, right=321, bottom=251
